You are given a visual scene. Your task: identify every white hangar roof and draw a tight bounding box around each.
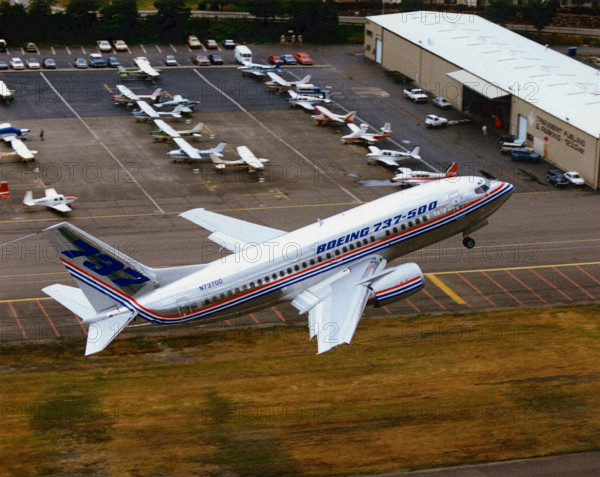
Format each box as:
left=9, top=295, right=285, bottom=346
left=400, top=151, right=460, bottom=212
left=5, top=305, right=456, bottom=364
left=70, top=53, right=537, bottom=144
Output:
left=367, top=11, right=600, bottom=138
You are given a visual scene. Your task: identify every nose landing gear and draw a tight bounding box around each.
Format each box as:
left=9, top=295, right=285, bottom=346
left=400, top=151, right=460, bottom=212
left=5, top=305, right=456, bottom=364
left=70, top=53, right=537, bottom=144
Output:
left=462, top=235, right=475, bottom=249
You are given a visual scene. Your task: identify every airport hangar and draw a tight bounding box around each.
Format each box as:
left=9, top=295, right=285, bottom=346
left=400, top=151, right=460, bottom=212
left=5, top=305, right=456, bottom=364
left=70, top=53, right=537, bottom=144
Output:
left=363, top=11, right=600, bottom=188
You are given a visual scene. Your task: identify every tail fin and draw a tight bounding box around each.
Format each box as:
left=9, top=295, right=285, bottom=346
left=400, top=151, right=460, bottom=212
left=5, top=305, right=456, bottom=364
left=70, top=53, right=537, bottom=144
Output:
left=150, top=88, right=163, bottom=103
left=445, top=162, right=458, bottom=176
left=381, top=123, right=392, bottom=134
left=212, top=142, right=227, bottom=156
left=298, top=75, right=311, bottom=85
left=345, top=111, right=356, bottom=123
left=274, top=61, right=283, bottom=71
left=409, top=145, right=421, bottom=160
left=367, top=146, right=381, bottom=156
left=191, top=123, right=204, bottom=133
left=22, top=190, right=33, bottom=205
left=0, top=181, right=8, bottom=198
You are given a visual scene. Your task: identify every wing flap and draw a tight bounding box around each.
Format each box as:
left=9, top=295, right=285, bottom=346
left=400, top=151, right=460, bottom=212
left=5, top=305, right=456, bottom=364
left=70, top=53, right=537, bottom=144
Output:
left=180, top=208, right=285, bottom=244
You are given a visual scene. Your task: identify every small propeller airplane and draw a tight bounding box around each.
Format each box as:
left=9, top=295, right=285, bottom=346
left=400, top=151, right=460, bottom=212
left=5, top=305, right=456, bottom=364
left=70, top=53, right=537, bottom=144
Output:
left=392, top=162, right=459, bottom=186
left=23, top=188, right=77, bottom=212
left=168, top=140, right=226, bottom=162
left=238, top=60, right=282, bottom=77
left=154, top=95, right=200, bottom=110
left=0, top=123, right=37, bottom=162
left=288, top=88, right=332, bottom=111
left=112, top=84, right=162, bottom=107
left=342, top=123, right=392, bottom=144
left=150, top=120, right=208, bottom=143
left=132, top=102, right=189, bottom=122
left=366, top=145, right=421, bottom=167
left=210, top=146, right=269, bottom=172
left=0, top=181, right=9, bottom=198
left=311, top=106, right=356, bottom=126
left=118, top=57, right=161, bottom=82
left=263, top=73, right=312, bottom=92
left=0, top=81, right=15, bottom=103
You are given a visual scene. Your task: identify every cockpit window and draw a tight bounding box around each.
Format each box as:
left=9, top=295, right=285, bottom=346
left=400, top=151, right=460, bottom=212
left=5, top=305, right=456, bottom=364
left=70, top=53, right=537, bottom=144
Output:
left=475, top=179, right=491, bottom=195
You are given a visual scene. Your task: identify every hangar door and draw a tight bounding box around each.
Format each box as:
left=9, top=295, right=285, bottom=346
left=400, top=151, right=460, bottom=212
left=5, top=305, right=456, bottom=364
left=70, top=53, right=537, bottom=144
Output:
left=517, top=114, right=527, bottom=141
left=375, top=39, right=382, bottom=64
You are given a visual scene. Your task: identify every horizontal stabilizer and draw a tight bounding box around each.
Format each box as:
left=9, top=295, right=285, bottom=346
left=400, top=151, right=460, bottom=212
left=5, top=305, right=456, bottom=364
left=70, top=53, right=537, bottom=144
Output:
left=85, top=310, right=136, bottom=356
left=42, top=284, right=97, bottom=321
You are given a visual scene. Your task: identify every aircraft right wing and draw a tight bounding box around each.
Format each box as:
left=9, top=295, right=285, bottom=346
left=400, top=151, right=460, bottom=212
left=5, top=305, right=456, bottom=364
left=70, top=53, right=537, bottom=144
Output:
left=173, top=137, right=201, bottom=160
left=117, top=84, right=138, bottom=101
left=50, top=203, right=72, bottom=213
left=266, top=72, right=287, bottom=86
left=153, top=119, right=180, bottom=138
left=346, top=123, right=361, bottom=134
left=236, top=146, right=265, bottom=170
left=291, top=255, right=386, bottom=353
left=10, top=139, right=35, bottom=161
left=293, top=101, right=315, bottom=111
left=136, top=101, right=158, bottom=118
left=179, top=208, right=286, bottom=251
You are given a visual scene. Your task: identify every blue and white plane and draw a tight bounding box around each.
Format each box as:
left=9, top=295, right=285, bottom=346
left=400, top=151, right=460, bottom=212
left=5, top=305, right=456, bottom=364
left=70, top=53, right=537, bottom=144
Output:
left=0, top=123, right=37, bottom=161
left=41, top=176, right=513, bottom=355
left=238, top=60, right=283, bottom=77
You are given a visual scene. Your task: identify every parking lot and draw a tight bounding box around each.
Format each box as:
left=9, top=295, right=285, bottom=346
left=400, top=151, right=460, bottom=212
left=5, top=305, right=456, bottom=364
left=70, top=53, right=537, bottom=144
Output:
left=0, top=43, right=598, bottom=346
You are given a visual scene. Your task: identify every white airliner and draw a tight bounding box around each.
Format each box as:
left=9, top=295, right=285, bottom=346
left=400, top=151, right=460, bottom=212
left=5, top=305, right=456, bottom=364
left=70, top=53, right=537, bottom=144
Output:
left=168, top=140, right=226, bottom=161
left=264, top=73, right=312, bottom=92
left=150, top=120, right=207, bottom=142
left=311, top=106, right=356, bottom=126
left=41, top=176, right=513, bottom=355
left=393, top=163, right=459, bottom=186
left=132, top=102, right=188, bottom=121
left=0, top=123, right=37, bottom=161
left=342, top=123, right=392, bottom=144
left=366, top=145, right=421, bottom=167
left=112, top=85, right=162, bottom=107
left=238, top=60, right=282, bottom=77
left=23, top=188, right=77, bottom=212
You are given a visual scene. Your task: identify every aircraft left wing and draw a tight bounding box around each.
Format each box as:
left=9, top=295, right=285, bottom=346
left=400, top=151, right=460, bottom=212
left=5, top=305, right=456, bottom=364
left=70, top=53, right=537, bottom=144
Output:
left=179, top=208, right=286, bottom=251
left=266, top=72, right=286, bottom=86
left=10, top=139, right=36, bottom=161
left=292, top=255, right=386, bottom=353
left=173, top=137, right=201, bottom=160
left=153, top=119, right=180, bottom=138
left=50, top=203, right=72, bottom=213
left=134, top=58, right=160, bottom=78
left=236, top=146, right=266, bottom=170
left=136, top=101, right=158, bottom=118
left=293, top=101, right=315, bottom=111
left=117, top=84, right=138, bottom=101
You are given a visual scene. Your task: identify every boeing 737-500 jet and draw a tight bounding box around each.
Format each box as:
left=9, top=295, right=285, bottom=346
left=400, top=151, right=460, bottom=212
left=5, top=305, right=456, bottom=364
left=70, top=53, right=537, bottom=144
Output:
left=41, top=176, right=513, bottom=356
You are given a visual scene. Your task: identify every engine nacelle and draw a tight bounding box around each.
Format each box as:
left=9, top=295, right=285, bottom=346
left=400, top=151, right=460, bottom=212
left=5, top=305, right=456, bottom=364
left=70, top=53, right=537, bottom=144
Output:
left=368, top=262, right=424, bottom=307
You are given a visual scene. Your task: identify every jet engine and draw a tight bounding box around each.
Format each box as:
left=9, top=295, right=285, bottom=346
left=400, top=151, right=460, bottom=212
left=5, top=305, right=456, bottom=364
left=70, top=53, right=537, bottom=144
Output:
left=368, top=262, right=424, bottom=307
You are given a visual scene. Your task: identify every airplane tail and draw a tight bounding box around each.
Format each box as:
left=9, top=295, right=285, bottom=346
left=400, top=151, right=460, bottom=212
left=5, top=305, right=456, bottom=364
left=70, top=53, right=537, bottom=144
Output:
left=191, top=123, right=204, bottom=133
left=41, top=222, right=205, bottom=355
left=298, top=75, right=311, bottom=85
left=212, top=142, right=227, bottom=157
left=150, top=88, right=163, bottom=103
left=381, top=122, right=392, bottom=134
left=288, top=91, right=298, bottom=100
left=409, top=145, right=421, bottom=160
left=445, top=162, right=459, bottom=177
left=367, top=146, right=381, bottom=156
left=22, top=190, right=33, bottom=205
left=345, top=111, right=356, bottom=123
left=274, top=61, right=283, bottom=71
left=0, top=181, right=8, bottom=198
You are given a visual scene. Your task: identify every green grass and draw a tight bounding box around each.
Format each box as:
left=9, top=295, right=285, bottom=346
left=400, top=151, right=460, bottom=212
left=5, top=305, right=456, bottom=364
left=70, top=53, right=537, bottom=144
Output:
left=2, top=305, right=600, bottom=475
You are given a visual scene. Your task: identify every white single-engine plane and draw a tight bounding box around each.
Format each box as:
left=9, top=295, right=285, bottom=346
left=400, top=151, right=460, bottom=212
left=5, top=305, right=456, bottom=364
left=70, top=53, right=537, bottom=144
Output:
left=41, top=176, right=513, bottom=355
left=154, top=95, right=200, bottom=110
left=366, top=145, right=421, bottom=167
left=150, top=120, right=208, bottom=142
left=209, top=145, right=269, bottom=172
left=117, top=57, right=160, bottom=82
left=264, top=73, right=312, bottom=92
left=132, top=102, right=189, bottom=121
left=392, top=162, right=459, bottom=186
left=342, top=123, right=392, bottom=144
left=168, top=140, right=226, bottom=162
left=238, top=60, right=282, bottom=77
left=288, top=89, right=332, bottom=111
left=23, top=188, right=77, bottom=212
left=311, top=106, right=356, bottom=126
left=112, top=84, right=162, bottom=107
left=0, top=123, right=37, bottom=161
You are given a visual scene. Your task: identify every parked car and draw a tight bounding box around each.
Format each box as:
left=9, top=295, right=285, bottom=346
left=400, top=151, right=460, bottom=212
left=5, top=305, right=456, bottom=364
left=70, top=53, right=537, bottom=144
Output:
left=187, top=35, right=201, bottom=49
left=222, top=39, right=236, bottom=49
left=106, top=56, right=121, bottom=67
left=564, top=171, right=585, bottom=186
left=0, top=59, right=8, bottom=70
left=510, top=148, right=540, bottom=163
left=208, top=54, right=223, bottom=65
left=24, top=42, right=37, bottom=52
left=432, top=96, right=451, bottom=109
left=73, top=57, right=88, bottom=69
left=88, top=53, right=106, bottom=67
left=205, top=39, right=218, bottom=49
left=268, top=55, right=282, bottom=64
left=113, top=40, right=128, bottom=52
left=425, top=114, right=448, bottom=128
left=500, top=139, right=527, bottom=154
left=10, top=57, right=25, bottom=70
left=280, top=54, right=297, bottom=64
left=191, top=55, right=210, bottom=66
left=164, top=54, right=178, bottom=66
left=546, top=169, right=570, bottom=187
left=0, top=39, right=6, bottom=52
left=404, top=88, right=428, bottom=102
left=294, top=51, right=313, bottom=65
left=43, top=58, right=57, bottom=69
left=97, top=40, right=112, bottom=52
left=26, top=58, right=41, bottom=69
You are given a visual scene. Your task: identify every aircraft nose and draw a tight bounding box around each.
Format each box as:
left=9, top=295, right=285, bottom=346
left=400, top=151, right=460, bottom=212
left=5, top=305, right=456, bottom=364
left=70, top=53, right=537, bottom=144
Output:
left=491, top=180, right=514, bottom=197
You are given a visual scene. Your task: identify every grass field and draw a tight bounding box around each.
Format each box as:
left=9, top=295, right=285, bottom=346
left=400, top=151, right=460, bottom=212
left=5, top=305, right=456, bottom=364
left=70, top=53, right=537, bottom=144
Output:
left=1, top=305, right=600, bottom=476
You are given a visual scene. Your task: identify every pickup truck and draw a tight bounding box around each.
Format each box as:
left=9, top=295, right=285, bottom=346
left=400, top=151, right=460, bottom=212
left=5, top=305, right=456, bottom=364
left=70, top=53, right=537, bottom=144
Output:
left=403, top=88, right=428, bottom=102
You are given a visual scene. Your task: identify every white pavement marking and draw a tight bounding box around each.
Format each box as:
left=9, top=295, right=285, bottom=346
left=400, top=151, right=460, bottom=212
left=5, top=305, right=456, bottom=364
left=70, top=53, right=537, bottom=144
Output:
left=39, top=72, right=165, bottom=214
left=20, top=47, right=24, bottom=55
left=51, top=46, right=55, bottom=55
left=192, top=69, right=362, bottom=203
left=170, top=44, right=177, bottom=52
left=66, top=46, right=71, bottom=55
left=140, top=44, right=147, bottom=54
left=81, top=46, right=86, bottom=55
left=156, top=45, right=162, bottom=53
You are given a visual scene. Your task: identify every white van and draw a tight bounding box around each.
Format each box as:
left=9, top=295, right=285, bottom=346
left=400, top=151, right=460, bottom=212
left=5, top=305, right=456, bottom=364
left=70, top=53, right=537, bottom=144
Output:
left=234, top=45, right=252, bottom=64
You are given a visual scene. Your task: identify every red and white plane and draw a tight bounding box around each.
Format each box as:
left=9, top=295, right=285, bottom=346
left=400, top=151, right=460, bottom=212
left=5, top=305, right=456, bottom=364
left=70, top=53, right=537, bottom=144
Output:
left=112, top=84, right=162, bottom=107
left=311, top=106, right=356, bottom=126
left=392, top=162, right=459, bottom=186
left=23, top=188, right=77, bottom=213
left=0, top=181, right=9, bottom=198
left=342, top=123, right=392, bottom=144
